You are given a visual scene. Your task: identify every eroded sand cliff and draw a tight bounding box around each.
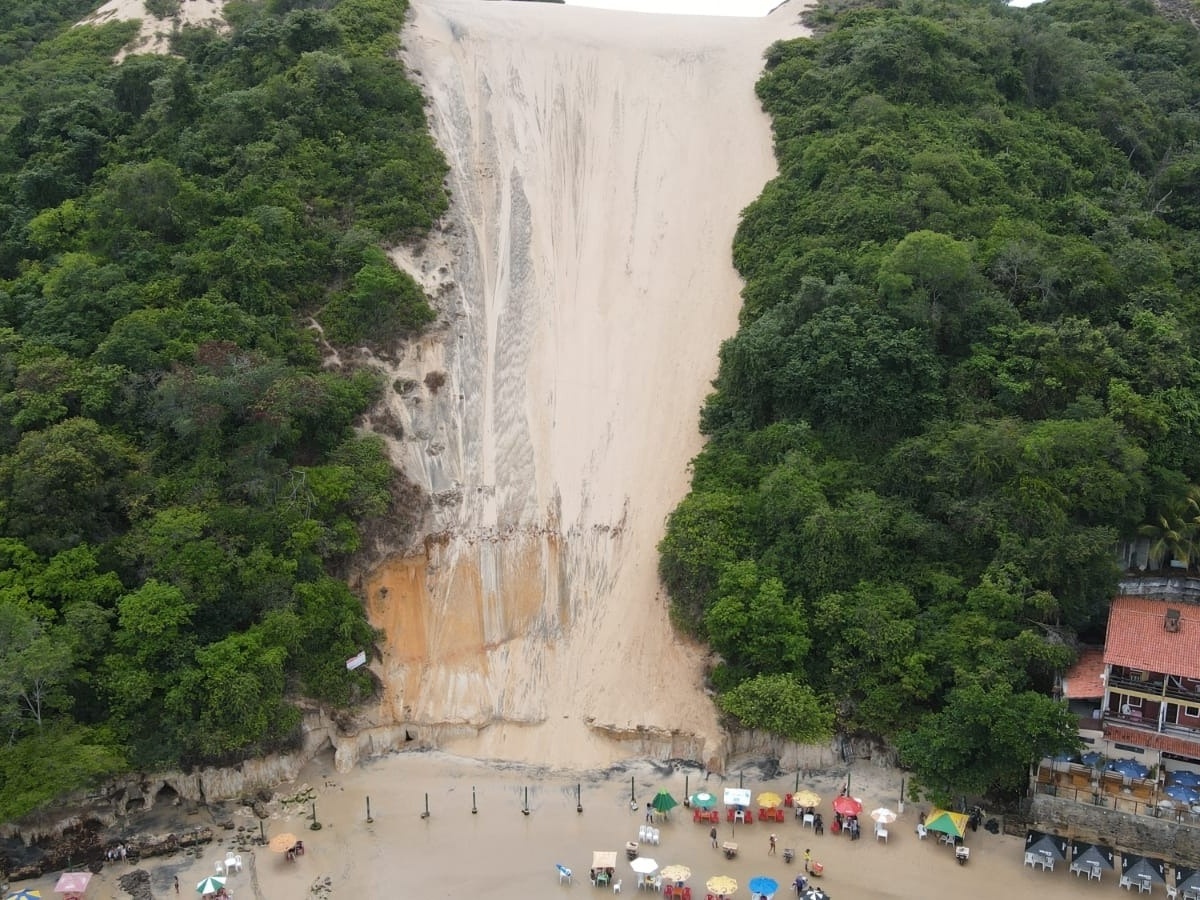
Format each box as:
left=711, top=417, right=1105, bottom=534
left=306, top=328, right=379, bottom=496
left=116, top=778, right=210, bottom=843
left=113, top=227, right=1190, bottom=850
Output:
left=363, top=0, right=807, bottom=768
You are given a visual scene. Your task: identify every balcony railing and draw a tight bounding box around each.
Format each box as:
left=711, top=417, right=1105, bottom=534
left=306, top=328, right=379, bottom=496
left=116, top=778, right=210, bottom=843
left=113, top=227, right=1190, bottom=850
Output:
left=1109, top=674, right=1200, bottom=705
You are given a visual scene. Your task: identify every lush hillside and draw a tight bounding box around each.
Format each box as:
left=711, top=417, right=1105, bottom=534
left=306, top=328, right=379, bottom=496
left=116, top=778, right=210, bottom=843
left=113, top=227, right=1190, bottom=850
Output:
left=0, top=0, right=447, bottom=819
left=661, top=0, right=1200, bottom=802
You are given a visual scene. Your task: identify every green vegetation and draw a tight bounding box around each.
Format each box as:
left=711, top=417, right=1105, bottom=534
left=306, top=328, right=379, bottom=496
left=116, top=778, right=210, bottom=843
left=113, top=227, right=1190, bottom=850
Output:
left=0, top=0, right=447, bottom=819
left=662, top=0, right=1200, bottom=803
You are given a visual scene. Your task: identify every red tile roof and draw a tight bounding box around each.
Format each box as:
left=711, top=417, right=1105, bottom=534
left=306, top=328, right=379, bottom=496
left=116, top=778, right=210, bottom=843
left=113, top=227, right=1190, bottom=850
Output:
left=1063, top=648, right=1107, bottom=699
left=1103, top=723, right=1200, bottom=761
left=1104, top=597, right=1200, bottom=680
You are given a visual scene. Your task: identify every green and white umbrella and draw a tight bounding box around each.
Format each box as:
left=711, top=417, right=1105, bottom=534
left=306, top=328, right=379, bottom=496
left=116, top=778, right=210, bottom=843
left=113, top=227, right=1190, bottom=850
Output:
left=689, top=791, right=717, bottom=809
left=196, top=876, right=226, bottom=896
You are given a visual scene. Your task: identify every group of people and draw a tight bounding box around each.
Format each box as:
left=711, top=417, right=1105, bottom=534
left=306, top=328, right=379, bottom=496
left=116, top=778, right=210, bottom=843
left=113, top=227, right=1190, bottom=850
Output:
left=105, top=844, right=129, bottom=862
left=831, top=813, right=860, bottom=839
left=285, top=840, right=305, bottom=862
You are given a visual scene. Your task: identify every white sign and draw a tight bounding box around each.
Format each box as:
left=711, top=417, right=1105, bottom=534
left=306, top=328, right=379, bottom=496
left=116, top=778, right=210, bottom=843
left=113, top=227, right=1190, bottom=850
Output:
left=723, top=788, right=752, bottom=807
left=345, top=650, right=367, bottom=671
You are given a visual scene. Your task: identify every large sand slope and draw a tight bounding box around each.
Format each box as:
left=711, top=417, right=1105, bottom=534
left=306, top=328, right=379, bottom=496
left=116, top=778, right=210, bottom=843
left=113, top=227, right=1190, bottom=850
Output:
left=364, top=0, right=807, bottom=769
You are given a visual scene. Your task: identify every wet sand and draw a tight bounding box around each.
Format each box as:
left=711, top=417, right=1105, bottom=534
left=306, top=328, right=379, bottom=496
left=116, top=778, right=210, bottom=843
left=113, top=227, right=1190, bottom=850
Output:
left=25, top=752, right=1133, bottom=899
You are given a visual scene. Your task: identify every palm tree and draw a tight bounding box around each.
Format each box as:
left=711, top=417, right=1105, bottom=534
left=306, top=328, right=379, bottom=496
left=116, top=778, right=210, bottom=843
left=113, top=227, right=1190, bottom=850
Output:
left=1139, top=489, right=1200, bottom=572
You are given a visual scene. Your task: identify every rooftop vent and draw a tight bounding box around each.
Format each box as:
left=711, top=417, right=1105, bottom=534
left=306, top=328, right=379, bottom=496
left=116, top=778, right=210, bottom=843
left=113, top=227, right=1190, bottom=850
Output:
left=1165, top=608, right=1182, bottom=633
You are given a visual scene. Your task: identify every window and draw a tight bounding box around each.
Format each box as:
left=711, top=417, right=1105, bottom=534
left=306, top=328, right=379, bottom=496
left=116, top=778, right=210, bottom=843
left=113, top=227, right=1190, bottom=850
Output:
left=1125, top=696, right=1143, bottom=708
left=1186, top=706, right=1200, bottom=718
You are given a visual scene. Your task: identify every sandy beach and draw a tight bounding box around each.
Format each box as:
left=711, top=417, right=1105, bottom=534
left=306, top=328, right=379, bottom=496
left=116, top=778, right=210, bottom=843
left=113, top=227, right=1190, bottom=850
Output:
left=19, top=750, right=1135, bottom=900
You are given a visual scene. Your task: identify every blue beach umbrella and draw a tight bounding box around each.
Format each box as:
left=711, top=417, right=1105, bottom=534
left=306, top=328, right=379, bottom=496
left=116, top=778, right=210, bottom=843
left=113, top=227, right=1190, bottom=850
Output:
left=1080, top=751, right=1104, bottom=768
left=5, top=891, right=42, bottom=900
left=748, top=876, right=779, bottom=896
left=1165, top=784, right=1200, bottom=805
left=1170, top=771, right=1200, bottom=787
left=1106, top=758, right=1149, bottom=779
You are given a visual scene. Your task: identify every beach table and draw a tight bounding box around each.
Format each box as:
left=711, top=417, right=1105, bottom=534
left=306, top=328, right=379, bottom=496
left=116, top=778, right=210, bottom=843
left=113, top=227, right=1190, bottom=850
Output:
left=723, top=842, right=739, bottom=860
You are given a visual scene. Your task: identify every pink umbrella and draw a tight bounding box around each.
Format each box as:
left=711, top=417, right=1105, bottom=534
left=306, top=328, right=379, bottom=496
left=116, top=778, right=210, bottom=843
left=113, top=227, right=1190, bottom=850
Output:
left=53, top=873, right=91, bottom=896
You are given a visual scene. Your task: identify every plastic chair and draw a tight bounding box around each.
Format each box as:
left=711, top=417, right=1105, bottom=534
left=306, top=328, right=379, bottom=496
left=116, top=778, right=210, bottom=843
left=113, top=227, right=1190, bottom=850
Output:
left=215, top=861, right=225, bottom=876
left=916, top=824, right=928, bottom=840
left=558, top=865, right=573, bottom=885
left=875, top=825, right=888, bottom=843
left=613, top=880, right=622, bottom=894
left=802, top=813, right=815, bottom=829
left=650, top=828, right=660, bottom=845
left=1025, top=852, right=1038, bottom=869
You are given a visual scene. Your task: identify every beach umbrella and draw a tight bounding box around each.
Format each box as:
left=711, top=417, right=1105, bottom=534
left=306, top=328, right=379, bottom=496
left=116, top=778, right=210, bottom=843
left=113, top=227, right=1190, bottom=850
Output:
left=1170, top=770, right=1200, bottom=787
left=195, top=876, right=225, bottom=896
left=1024, top=830, right=1068, bottom=860
left=630, top=857, right=659, bottom=875
left=756, top=792, right=783, bottom=810
left=1166, top=784, right=1200, bottom=805
left=652, top=789, right=678, bottom=813
left=1122, top=854, right=1167, bottom=885
left=723, top=787, right=751, bottom=808
left=706, top=875, right=738, bottom=897
left=6, top=891, right=42, bottom=900
left=869, top=808, right=897, bottom=825
left=660, top=865, right=691, bottom=885
left=831, top=795, right=862, bottom=817
left=793, top=790, right=821, bottom=808
left=1106, top=758, right=1149, bottom=779
left=689, top=791, right=717, bottom=809
left=1071, top=841, right=1115, bottom=872
left=1176, top=866, right=1200, bottom=894
left=1080, top=751, right=1104, bottom=768
left=267, top=832, right=298, bottom=853
left=924, top=808, right=969, bottom=839
left=52, top=874, right=91, bottom=895
left=748, top=876, right=779, bottom=896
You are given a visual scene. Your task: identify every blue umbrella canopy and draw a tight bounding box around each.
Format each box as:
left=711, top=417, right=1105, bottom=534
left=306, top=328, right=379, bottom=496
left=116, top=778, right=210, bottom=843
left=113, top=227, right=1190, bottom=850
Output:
left=1165, top=784, right=1200, bottom=804
left=1177, top=866, right=1200, bottom=893
left=748, top=876, right=779, bottom=895
left=1121, top=854, right=1167, bottom=885
left=5, top=891, right=42, bottom=900
left=1170, top=770, right=1200, bottom=787
left=1080, top=751, right=1104, bottom=767
left=1106, top=758, right=1150, bottom=779
left=1025, top=830, right=1068, bottom=860
left=1071, top=841, right=1115, bottom=871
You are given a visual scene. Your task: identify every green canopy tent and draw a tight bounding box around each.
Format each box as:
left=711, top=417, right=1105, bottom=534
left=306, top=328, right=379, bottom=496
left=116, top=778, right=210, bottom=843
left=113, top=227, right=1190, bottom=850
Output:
left=652, top=790, right=679, bottom=815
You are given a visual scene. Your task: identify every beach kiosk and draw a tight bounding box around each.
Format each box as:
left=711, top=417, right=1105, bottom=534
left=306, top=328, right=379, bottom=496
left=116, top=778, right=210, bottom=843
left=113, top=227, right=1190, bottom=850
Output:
left=591, top=851, right=618, bottom=887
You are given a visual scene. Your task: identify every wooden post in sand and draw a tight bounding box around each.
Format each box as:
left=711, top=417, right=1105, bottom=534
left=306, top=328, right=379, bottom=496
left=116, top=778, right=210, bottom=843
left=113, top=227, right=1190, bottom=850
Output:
left=522, top=786, right=530, bottom=815
left=421, top=793, right=430, bottom=819
left=631, top=776, right=636, bottom=804
left=366, top=796, right=373, bottom=823
left=577, top=783, right=583, bottom=814
left=473, top=786, right=478, bottom=814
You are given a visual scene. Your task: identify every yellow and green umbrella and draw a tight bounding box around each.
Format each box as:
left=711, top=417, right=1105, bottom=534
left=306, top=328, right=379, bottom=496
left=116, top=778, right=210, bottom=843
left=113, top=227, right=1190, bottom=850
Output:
left=924, top=808, right=969, bottom=839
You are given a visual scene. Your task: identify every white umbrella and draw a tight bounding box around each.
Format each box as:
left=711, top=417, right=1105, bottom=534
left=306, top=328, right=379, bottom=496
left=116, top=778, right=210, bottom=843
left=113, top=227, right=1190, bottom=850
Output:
left=869, top=808, right=897, bottom=824
left=631, top=857, right=659, bottom=875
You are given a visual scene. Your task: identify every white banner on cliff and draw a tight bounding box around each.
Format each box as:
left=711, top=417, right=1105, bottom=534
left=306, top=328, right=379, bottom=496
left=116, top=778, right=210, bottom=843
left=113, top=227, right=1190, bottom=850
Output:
left=345, top=650, right=367, bottom=670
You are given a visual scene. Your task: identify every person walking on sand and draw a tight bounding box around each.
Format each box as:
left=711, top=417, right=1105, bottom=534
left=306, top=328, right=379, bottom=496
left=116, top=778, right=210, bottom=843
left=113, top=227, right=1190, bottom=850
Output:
left=174, top=876, right=180, bottom=894
left=710, top=825, right=718, bottom=848
left=804, top=848, right=812, bottom=873
left=646, top=802, right=654, bottom=824
left=769, top=833, right=777, bottom=855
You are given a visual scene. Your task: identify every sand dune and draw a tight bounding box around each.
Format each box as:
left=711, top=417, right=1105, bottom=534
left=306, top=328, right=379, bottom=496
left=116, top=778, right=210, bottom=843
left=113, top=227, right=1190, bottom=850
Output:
left=365, top=0, right=809, bottom=768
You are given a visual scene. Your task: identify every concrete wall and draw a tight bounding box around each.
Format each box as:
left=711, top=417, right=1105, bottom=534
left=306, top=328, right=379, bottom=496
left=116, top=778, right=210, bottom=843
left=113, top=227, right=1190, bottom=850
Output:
left=1031, top=794, right=1200, bottom=867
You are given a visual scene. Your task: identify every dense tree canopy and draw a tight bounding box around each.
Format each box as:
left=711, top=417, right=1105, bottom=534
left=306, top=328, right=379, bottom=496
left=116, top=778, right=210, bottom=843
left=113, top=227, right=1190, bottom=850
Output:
left=0, top=0, right=447, bottom=819
left=663, top=0, right=1200, bottom=801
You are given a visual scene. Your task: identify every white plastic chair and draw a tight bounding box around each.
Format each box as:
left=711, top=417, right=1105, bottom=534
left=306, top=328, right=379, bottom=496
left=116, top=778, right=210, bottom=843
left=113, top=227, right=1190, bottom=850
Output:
left=916, top=824, right=927, bottom=840
left=802, top=813, right=815, bottom=828
left=875, top=825, right=888, bottom=843
left=558, top=865, right=573, bottom=885
left=1167, top=886, right=1178, bottom=900
left=214, top=861, right=225, bottom=876
left=639, top=825, right=650, bottom=842
left=1122, top=875, right=1136, bottom=891
left=1026, top=852, right=1040, bottom=869
left=650, top=828, right=660, bottom=845
left=613, top=879, right=622, bottom=894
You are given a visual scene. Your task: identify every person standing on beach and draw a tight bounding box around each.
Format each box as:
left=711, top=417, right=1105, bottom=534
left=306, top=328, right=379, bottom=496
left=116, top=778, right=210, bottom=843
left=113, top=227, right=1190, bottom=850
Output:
left=646, top=802, right=654, bottom=824
left=710, top=825, right=718, bottom=848
left=174, top=876, right=180, bottom=894
left=769, top=833, right=777, bottom=855
left=803, top=848, right=811, bottom=873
